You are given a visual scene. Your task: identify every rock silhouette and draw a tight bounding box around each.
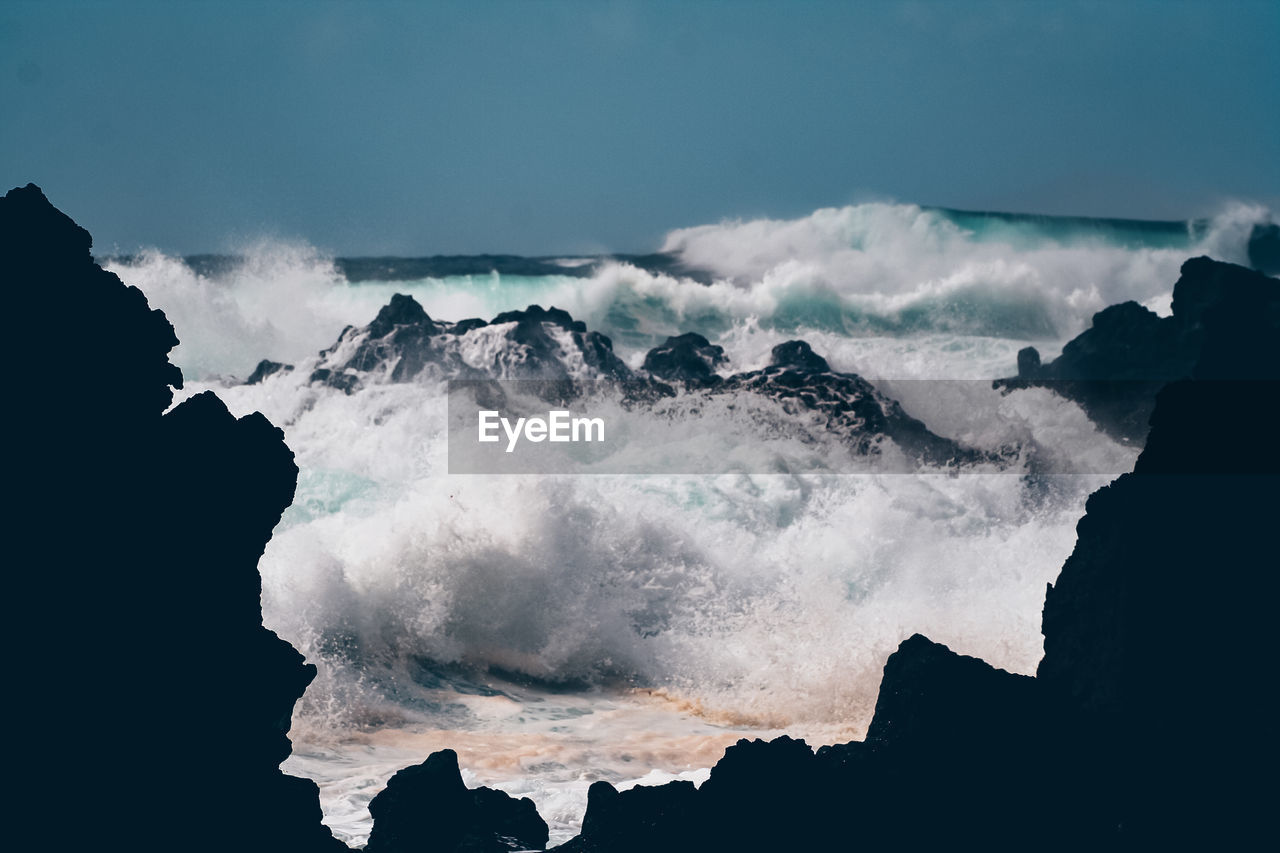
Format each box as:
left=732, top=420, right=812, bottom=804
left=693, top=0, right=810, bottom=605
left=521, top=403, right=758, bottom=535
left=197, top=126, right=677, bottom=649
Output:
left=311, top=298, right=630, bottom=394
left=365, top=749, right=548, bottom=853
left=714, top=340, right=987, bottom=467
left=641, top=332, right=728, bottom=385
left=289, top=294, right=983, bottom=469
left=6, top=183, right=348, bottom=853
left=996, top=256, right=1278, bottom=442
left=246, top=358, right=294, bottom=384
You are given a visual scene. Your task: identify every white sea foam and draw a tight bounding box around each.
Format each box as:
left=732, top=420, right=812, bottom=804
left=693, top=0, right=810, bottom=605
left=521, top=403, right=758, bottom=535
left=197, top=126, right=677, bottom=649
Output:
left=185, top=360, right=1128, bottom=842
left=112, top=199, right=1267, bottom=843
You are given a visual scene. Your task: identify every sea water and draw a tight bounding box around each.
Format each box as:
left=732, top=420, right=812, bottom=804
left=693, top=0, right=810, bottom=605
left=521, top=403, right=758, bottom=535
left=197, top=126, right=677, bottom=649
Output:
left=107, top=200, right=1269, bottom=845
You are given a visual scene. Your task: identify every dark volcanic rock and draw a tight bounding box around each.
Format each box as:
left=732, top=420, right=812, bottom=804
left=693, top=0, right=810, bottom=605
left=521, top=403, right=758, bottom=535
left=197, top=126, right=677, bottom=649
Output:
left=1016, top=344, right=1041, bottom=376
left=309, top=366, right=362, bottom=394
left=851, top=635, right=1053, bottom=847
left=245, top=358, right=294, bottom=384
left=767, top=339, right=829, bottom=372
left=718, top=340, right=988, bottom=468
left=1035, top=267, right=1279, bottom=845
left=317, top=293, right=447, bottom=386
left=367, top=291, right=439, bottom=338
left=366, top=750, right=548, bottom=853
left=301, top=300, right=982, bottom=469
left=7, top=184, right=347, bottom=852
left=554, top=780, right=699, bottom=853
left=864, top=635, right=1041, bottom=757
left=491, top=303, right=585, bottom=332
left=641, top=332, right=728, bottom=385
left=311, top=297, right=630, bottom=388
left=996, top=256, right=1278, bottom=442
left=554, top=740, right=815, bottom=853
left=6, top=182, right=183, bottom=419
left=560, top=778, right=701, bottom=850
left=697, top=736, right=821, bottom=851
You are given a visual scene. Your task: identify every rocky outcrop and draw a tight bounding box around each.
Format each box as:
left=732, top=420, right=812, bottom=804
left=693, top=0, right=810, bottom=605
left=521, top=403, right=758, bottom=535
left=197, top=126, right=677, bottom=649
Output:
left=365, top=750, right=548, bottom=853
left=310, top=297, right=630, bottom=393
left=715, top=340, right=988, bottom=467
left=638, top=333, right=961, bottom=466
left=544, top=256, right=1277, bottom=850
left=554, top=738, right=823, bottom=853
left=293, top=296, right=984, bottom=469
left=1033, top=271, right=1279, bottom=845
left=554, top=643, right=1049, bottom=852
left=555, top=779, right=700, bottom=853
left=766, top=339, right=829, bottom=372
left=246, top=358, right=294, bottom=384
left=641, top=332, right=728, bottom=385
left=996, top=256, right=1278, bottom=442
left=7, top=184, right=347, bottom=852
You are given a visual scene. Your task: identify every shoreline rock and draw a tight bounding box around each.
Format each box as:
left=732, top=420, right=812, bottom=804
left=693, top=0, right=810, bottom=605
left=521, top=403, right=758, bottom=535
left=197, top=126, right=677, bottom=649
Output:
left=365, top=749, right=548, bottom=853
left=292, top=294, right=985, bottom=468
left=7, top=183, right=348, bottom=853
left=995, top=256, right=1278, bottom=443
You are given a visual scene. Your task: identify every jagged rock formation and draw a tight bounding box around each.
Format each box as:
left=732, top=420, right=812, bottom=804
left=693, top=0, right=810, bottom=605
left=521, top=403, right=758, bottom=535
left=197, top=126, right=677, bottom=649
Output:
left=641, top=332, right=727, bottom=385
left=1033, top=277, right=1279, bottom=845
left=7, top=184, right=348, bottom=852
left=552, top=643, right=1051, bottom=852
left=311, top=299, right=629, bottom=394
left=715, top=340, right=988, bottom=466
left=364, top=750, right=548, bottom=853
left=246, top=358, right=294, bottom=384
left=289, top=294, right=982, bottom=468
left=996, top=256, right=1278, bottom=442
left=555, top=779, right=700, bottom=853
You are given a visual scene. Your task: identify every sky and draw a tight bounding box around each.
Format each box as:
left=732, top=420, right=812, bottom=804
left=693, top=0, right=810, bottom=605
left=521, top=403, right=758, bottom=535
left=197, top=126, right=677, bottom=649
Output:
left=2, top=0, right=1277, bottom=255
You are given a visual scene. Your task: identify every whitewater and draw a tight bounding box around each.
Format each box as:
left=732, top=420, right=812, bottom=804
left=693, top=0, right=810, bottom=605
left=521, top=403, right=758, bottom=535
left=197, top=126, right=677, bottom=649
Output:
left=106, top=201, right=1271, bottom=845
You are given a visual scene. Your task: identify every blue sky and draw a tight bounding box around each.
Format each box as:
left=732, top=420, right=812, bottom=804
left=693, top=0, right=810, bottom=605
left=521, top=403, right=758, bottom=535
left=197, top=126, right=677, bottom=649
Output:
left=2, top=0, right=1277, bottom=254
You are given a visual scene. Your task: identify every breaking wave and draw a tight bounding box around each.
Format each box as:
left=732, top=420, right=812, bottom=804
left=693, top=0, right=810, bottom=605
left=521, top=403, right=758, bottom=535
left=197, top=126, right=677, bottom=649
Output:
left=104, top=199, right=1268, bottom=843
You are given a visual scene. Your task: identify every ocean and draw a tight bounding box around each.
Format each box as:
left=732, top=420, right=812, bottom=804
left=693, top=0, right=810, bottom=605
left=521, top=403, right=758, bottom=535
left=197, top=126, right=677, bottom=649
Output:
left=105, top=200, right=1272, bottom=846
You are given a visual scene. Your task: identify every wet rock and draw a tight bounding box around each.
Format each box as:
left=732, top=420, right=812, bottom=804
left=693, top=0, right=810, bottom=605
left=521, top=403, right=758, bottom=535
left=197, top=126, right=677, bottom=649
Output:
left=996, top=256, right=1278, bottom=443
left=366, top=750, right=548, bottom=853
left=768, top=340, right=829, bottom=372
left=6, top=183, right=347, bottom=852
left=312, top=297, right=629, bottom=385
left=641, top=332, right=728, bottom=385
left=245, top=359, right=293, bottom=384
left=720, top=347, right=988, bottom=468
left=309, top=367, right=362, bottom=394
left=554, top=780, right=699, bottom=853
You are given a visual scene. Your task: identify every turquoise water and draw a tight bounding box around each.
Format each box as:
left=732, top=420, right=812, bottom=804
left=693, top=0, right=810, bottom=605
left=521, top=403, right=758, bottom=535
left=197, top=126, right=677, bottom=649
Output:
left=107, top=199, right=1270, bottom=844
